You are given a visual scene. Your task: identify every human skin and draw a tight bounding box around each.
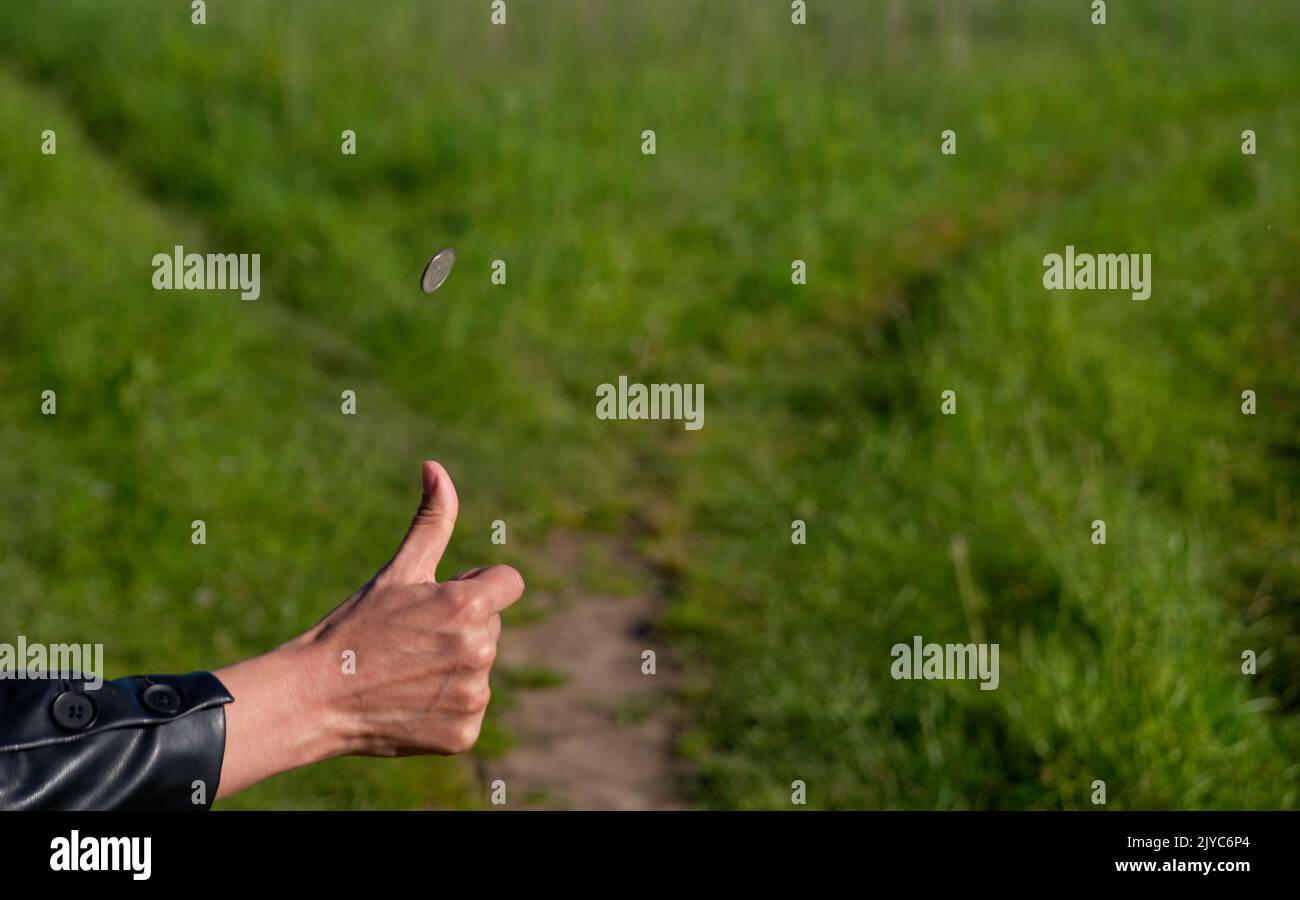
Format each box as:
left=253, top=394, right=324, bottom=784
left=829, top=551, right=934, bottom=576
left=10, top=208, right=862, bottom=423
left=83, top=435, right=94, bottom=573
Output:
left=213, top=460, right=524, bottom=800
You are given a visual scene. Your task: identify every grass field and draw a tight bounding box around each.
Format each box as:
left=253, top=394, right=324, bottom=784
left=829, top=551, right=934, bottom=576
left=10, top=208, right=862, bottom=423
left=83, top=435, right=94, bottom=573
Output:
left=1, top=0, right=1297, bottom=809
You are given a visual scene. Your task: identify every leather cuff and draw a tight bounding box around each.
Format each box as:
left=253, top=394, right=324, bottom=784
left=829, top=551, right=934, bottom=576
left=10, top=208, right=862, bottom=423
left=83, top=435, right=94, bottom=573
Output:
left=0, top=671, right=233, bottom=810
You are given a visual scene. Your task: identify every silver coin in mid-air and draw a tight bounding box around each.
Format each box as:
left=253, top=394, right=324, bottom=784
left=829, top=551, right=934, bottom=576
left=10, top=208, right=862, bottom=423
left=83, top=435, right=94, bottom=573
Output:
left=421, top=249, right=456, bottom=293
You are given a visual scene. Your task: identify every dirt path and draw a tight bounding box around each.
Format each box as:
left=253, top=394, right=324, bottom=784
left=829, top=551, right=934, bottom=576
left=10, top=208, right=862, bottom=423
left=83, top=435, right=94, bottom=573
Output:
left=480, top=533, right=686, bottom=810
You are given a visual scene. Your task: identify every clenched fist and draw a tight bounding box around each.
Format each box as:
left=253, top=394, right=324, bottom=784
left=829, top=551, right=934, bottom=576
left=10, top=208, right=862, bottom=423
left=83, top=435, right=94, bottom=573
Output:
left=214, top=461, right=524, bottom=798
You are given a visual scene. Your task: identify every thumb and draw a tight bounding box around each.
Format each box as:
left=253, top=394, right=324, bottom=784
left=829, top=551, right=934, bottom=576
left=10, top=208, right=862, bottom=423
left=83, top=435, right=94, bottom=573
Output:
left=384, top=460, right=459, bottom=584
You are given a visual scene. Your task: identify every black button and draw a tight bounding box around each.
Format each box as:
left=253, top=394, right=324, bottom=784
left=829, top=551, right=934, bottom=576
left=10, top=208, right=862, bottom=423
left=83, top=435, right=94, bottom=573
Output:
left=51, top=691, right=97, bottom=731
left=141, top=683, right=184, bottom=716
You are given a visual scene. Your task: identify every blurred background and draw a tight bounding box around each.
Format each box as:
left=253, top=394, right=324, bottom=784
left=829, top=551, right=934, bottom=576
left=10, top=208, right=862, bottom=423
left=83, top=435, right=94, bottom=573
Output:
left=1, top=0, right=1297, bottom=809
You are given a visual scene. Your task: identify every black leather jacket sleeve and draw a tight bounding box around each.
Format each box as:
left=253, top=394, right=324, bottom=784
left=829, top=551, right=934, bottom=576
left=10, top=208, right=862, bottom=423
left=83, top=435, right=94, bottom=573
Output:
left=0, top=671, right=233, bottom=810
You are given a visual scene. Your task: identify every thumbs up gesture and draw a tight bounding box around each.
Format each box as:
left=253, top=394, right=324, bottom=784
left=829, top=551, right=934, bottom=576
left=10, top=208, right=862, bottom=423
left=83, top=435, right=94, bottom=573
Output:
left=312, top=460, right=524, bottom=756
left=214, top=461, right=524, bottom=798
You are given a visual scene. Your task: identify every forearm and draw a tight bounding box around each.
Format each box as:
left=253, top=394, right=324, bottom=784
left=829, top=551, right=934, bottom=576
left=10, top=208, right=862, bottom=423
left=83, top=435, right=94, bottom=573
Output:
left=214, top=636, right=349, bottom=800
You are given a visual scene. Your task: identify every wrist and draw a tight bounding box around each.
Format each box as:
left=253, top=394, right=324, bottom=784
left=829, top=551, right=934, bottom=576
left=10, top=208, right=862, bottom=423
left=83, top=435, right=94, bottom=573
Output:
left=280, top=631, right=358, bottom=760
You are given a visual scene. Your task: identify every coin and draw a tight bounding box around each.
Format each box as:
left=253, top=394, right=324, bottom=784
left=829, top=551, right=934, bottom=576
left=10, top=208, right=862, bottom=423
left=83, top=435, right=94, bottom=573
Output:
left=421, top=249, right=456, bottom=293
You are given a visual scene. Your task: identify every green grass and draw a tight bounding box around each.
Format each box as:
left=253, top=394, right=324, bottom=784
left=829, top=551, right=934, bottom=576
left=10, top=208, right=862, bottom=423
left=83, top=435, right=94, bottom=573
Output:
left=1, top=0, right=1297, bottom=809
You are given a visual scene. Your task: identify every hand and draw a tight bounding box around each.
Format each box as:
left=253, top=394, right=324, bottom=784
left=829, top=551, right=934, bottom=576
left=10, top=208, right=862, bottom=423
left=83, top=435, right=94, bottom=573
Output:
left=214, top=461, right=524, bottom=798
left=303, top=460, right=524, bottom=756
